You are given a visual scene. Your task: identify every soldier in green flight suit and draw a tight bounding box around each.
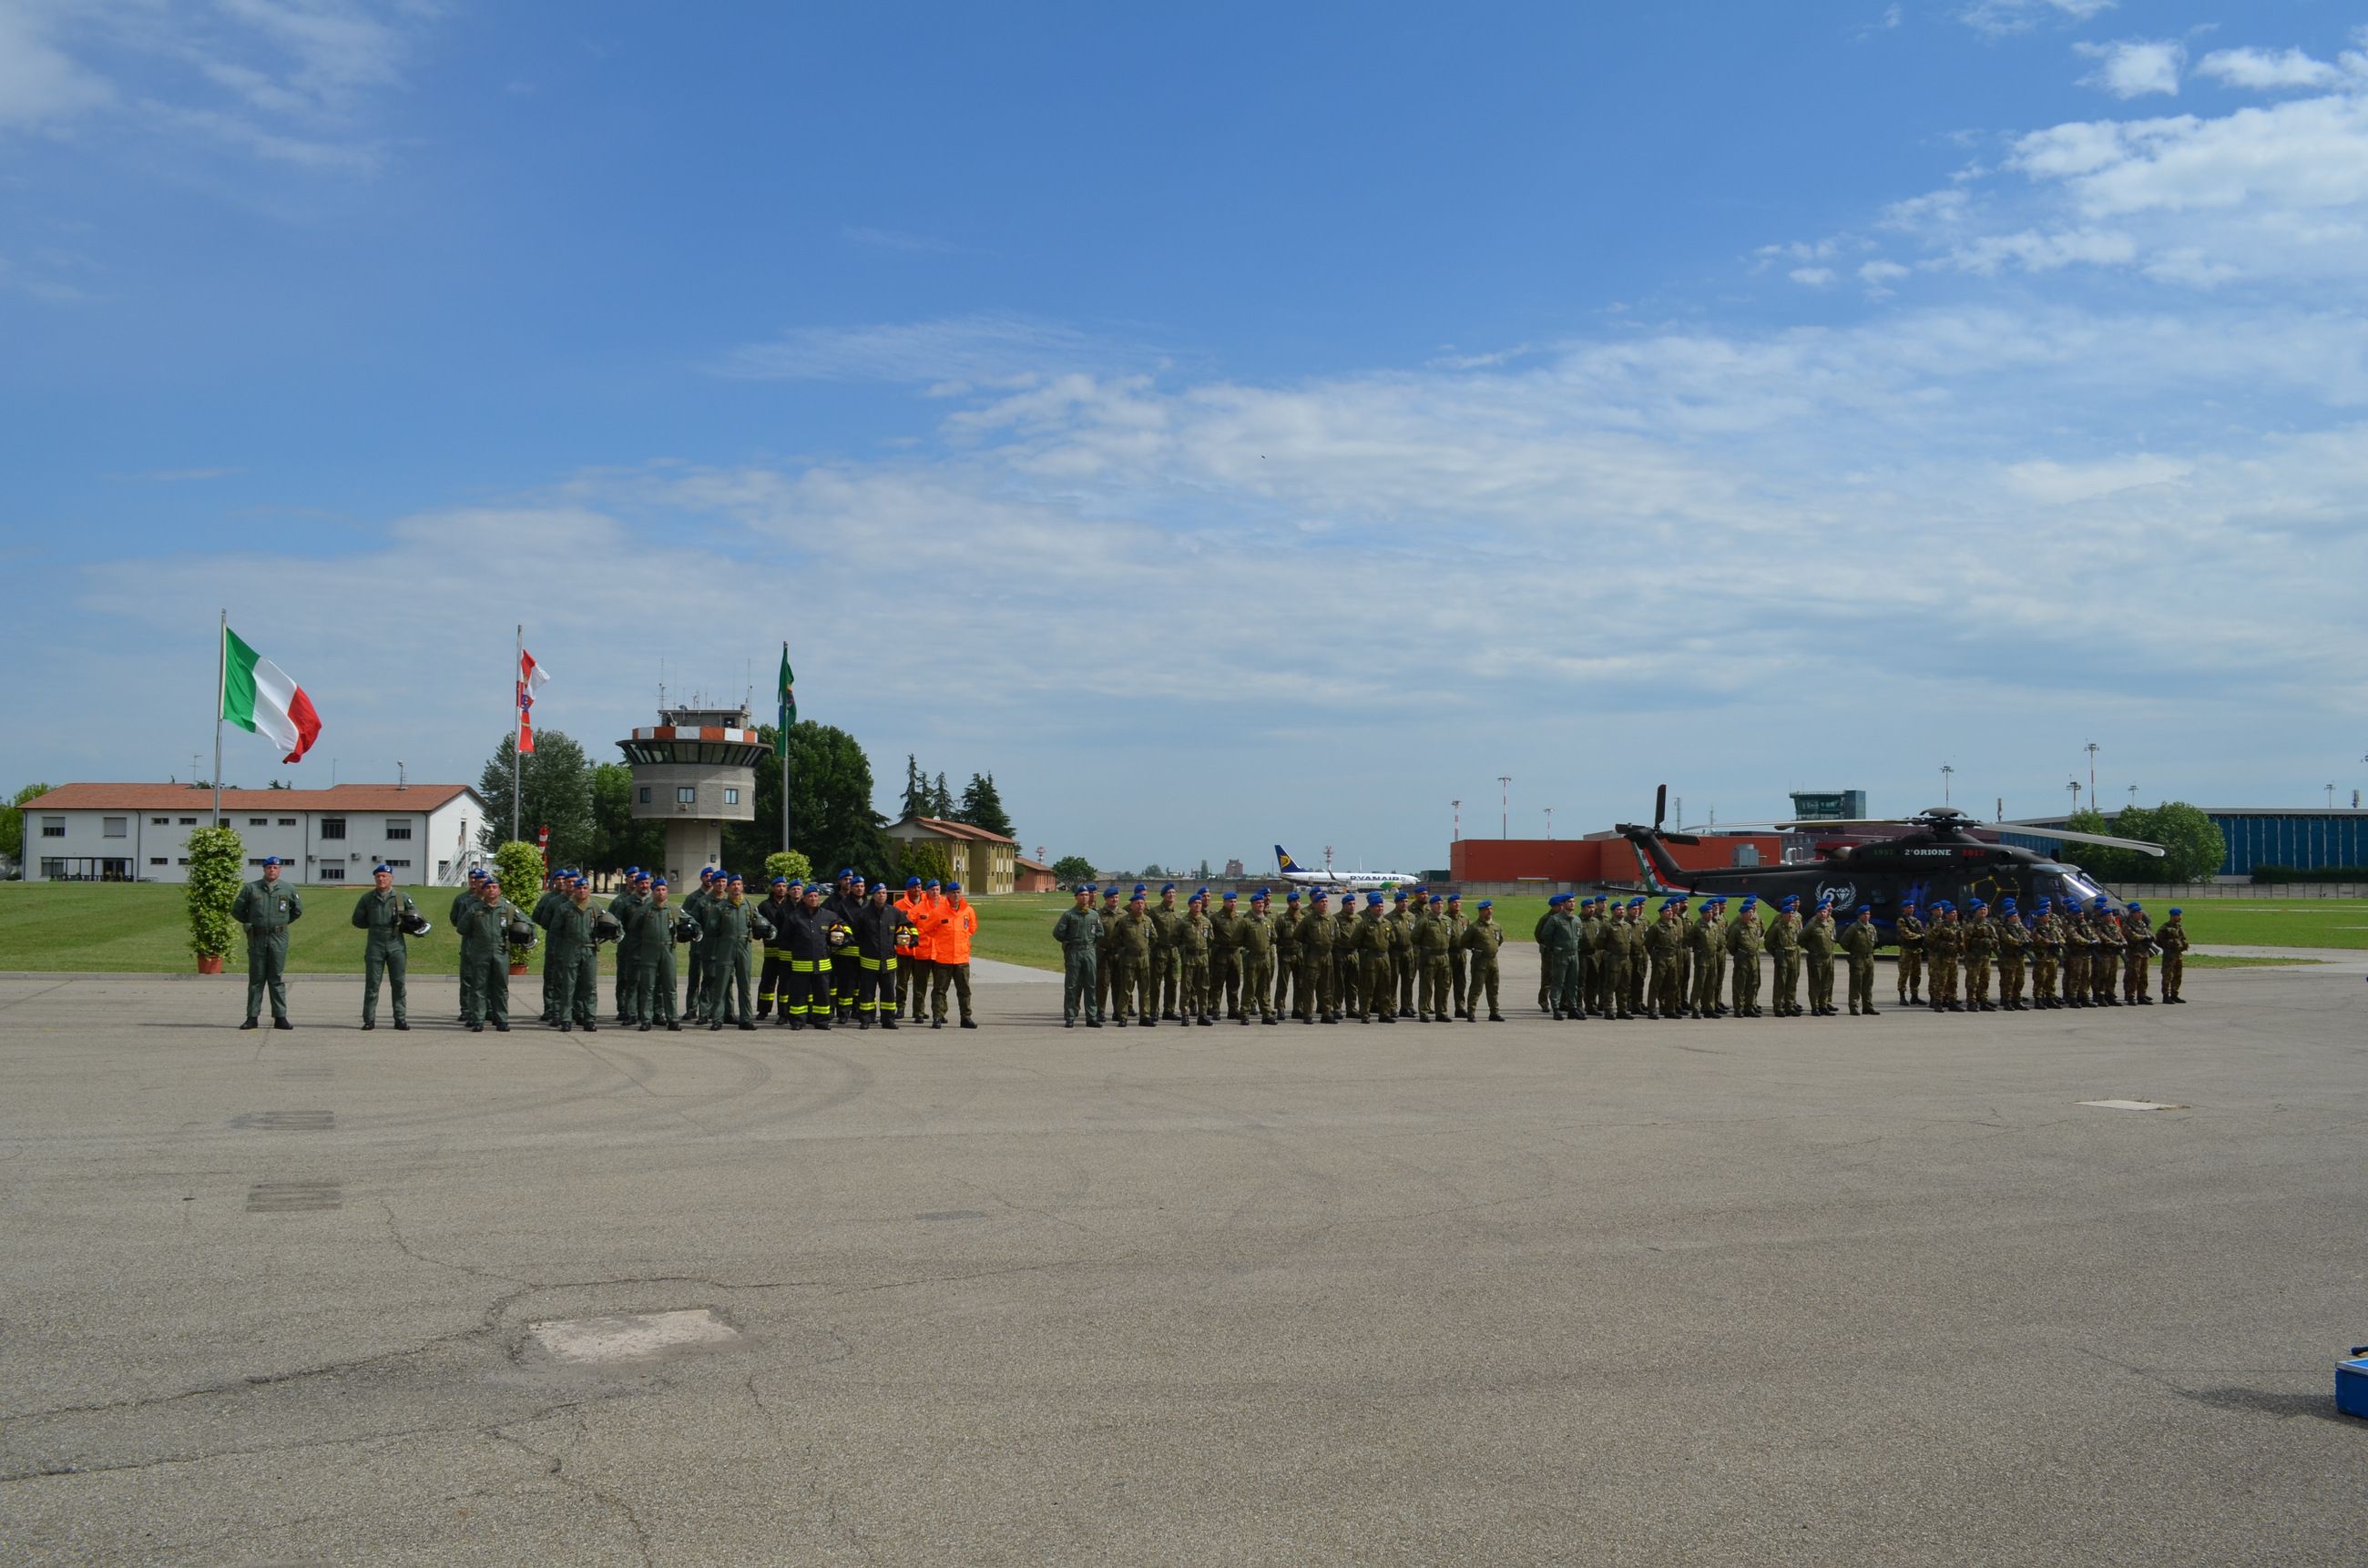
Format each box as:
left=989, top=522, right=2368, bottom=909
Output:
left=701, top=872, right=758, bottom=1030
left=680, top=868, right=716, bottom=1023
left=230, top=856, right=302, bottom=1030
left=1961, top=899, right=1996, bottom=1012
left=1533, top=900, right=1557, bottom=1014
left=1414, top=891, right=1454, bottom=1021
left=350, top=862, right=420, bottom=1031
left=454, top=872, right=525, bottom=1032
left=1893, top=901, right=1927, bottom=1004
left=1926, top=903, right=1963, bottom=1012
left=1442, top=892, right=1471, bottom=1020
left=607, top=870, right=648, bottom=1023
left=450, top=867, right=485, bottom=1023
left=1802, top=900, right=1839, bottom=1017
left=1237, top=890, right=1279, bottom=1024
left=1210, top=890, right=1242, bottom=1019
left=1052, top=884, right=1104, bottom=1027
left=1297, top=889, right=1335, bottom=1024
left=1840, top=903, right=1880, bottom=1016
left=1107, top=891, right=1157, bottom=1025
left=1577, top=896, right=1605, bottom=1017
left=546, top=876, right=603, bottom=1032
left=1332, top=892, right=1362, bottom=1019
left=1766, top=899, right=1804, bottom=1018
left=530, top=870, right=568, bottom=1024
left=1353, top=893, right=1396, bottom=1022
left=1149, top=882, right=1188, bottom=1021
left=1273, top=890, right=1304, bottom=1020
left=1181, top=891, right=1218, bottom=1025
left=1542, top=894, right=1582, bottom=1019
left=1462, top=899, right=1507, bottom=1022
left=1727, top=897, right=1765, bottom=1017
left=623, top=877, right=684, bottom=1031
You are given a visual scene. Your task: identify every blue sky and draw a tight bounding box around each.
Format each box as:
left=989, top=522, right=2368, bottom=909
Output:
left=5, top=0, right=2366, bottom=870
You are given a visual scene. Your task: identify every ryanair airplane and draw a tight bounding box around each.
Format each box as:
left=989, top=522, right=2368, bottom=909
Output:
left=1274, top=845, right=1419, bottom=892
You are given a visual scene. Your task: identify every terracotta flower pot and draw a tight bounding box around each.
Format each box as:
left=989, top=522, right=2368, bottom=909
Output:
left=197, top=954, right=224, bottom=975
left=509, top=962, right=529, bottom=976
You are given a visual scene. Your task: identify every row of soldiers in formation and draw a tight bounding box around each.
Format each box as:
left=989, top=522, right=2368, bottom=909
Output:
left=1046, top=882, right=2194, bottom=1026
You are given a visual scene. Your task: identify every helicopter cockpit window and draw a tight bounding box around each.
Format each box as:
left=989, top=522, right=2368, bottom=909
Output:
left=2035, top=862, right=2108, bottom=907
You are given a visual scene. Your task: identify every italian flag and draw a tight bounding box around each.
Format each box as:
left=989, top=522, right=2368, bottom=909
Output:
left=221, top=625, right=322, bottom=763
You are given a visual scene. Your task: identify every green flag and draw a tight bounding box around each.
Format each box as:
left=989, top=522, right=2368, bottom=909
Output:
left=775, top=644, right=795, bottom=759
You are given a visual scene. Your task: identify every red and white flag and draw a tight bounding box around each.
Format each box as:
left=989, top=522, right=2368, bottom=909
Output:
left=517, top=647, right=552, bottom=754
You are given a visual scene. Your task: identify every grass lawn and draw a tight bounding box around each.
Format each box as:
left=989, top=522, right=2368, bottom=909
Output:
left=3, top=884, right=2359, bottom=976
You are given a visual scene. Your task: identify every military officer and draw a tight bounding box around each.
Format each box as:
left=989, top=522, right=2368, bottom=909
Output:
left=1443, top=891, right=1471, bottom=1020
left=1841, top=903, right=1880, bottom=1016
left=1299, top=889, right=1337, bottom=1024
left=1150, top=882, right=1188, bottom=1021
left=2031, top=898, right=2065, bottom=1007
left=1695, top=897, right=1730, bottom=1018
left=1670, top=898, right=1694, bottom=1009
left=681, top=867, right=718, bottom=1022
left=1533, top=899, right=1557, bottom=1015
left=1462, top=899, right=1507, bottom=1022
left=1386, top=891, right=1416, bottom=1017
left=530, top=869, right=568, bottom=1024
left=1926, top=902, right=1963, bottom=1012
left=1577, top=896, right=1605, bottom=1017
left=2092, top=901, right=2128, bottom=1006
left=454, top=872, right=525, bottom=1032
left=1623, top=897, right=1651, bottom=1017
left=2155, top=908, right=2190, bottom=1003
left=1353, top=892, right=1396, bottom=1022
left=546, top=875, right=602, bottom=1033
left=1109, top=889, right=1157, bottom=1025
left=2121, top=900, right=2155, bottom=1004
left=1182, top=890, right=1219, bottom=1025
left=231, top=855, right=301, bottom=1030
left=1273, top=889, right=1303, bottom=1020
left=1211, top=889, right=1242, bottom=1019
left=451, top=867, right=485, bottom=1023
left=1996, top=898, right=2031, bottom=1010
left=1053, top=884, right=1103, bottom=1027
left=2063, top=901, right=2094, bottom=1007
left=607, top=869, right=648, bottom=1023
left=1414, top=890, right=1454, bottom=1021
left=1962, top=899, right=1996, bottom=1013
left=351, top=861, right=419, bottom=1031
left=1644, top=900, right=1684, bottom=1019
left=1543, top=894, right=1582, bottom=1019
left=1766, top=896, right=1804, bottom=1018
left=702, top=872, right=758, bottom=1030
left=1727, top=896, right=1765, bottom=1017
left=1802, top=899, right=1840, bottom=1016
left=1893, top=900, right=1927, bottom=1004
left=1237, top=889, right=1279, bottom=1024
left=623, top=877, right=685, bottom=1031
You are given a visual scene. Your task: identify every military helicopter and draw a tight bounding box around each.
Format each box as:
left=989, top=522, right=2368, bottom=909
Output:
left=1612, top=787, right=2162, bottom=936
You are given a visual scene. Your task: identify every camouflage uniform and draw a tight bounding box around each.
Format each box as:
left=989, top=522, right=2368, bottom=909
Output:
left=1726, top=910, right=1765, bottom=1016
left=1766, top=910, right=1803, bottom=1017
left=2121, top=907, right=2154, bottom=1003
left=1298, top=899, right=1336, bottom=1023
left=2063, top=911, right=2093, bottom=1006
left=1353, top=906, right=1396, bottom=1022
left=1414, top=901, right=1454, bottom=1020
left=1444, top=899, right=1471, bottom=1018
left=1622, top=908, right=1649, bottom=1016
left=1685, top=907, right=1720, bottom=1018
left=1093, top=892, right=1124, bottom=1020
left=1840, top=914, right=1879, bottom=1014
left=1926, top=914, right=1962, bottom=1010
left=1997, top=910, right=2031, bottom=1009
left=1109, top=905, right=1157, bottom=1024
left=1272, top=901, right=1302, bottom=1019
left=1802, top=909, right=1838, bottom=1015
left=2154, top=914, right=2189, bottom=1002
left=1211, top=899, right=1242, bottom=1017
left=1386, top=900, right=1415, bottom=1015
left=2092, top=913, right=2126, bottom=1005
left=1645, top=911, right=1684, bottom=1019
left=1578, top=901, right=1606, bottom=1015
left=1462, top=911, right=1506, bottom=1020
left=1179, top=902, right=1217, bottom=1023
left=2031, top=909, right=2064, bottom=1005
left=1961, top=909, right=1995, bottom=1011
left=1541, top=902, right=1582, bottom=1018
left=1893, top=910, right=1926, bottom=1003
left=1333, top=901, right=1362, bottom=1017
left=1237, top=902, right=1278, bottom=1023
left=1149, top=893, right=1188, bottom=1019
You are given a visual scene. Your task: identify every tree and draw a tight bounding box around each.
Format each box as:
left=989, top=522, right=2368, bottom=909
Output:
left=954, top=771, right=1016, bottom=840
left=900, top=755, right=930, bottom=820
left=1051, top=854, right=1096, bottom=885
left=2137, top=801, right=2226, bottom=883
left=773, top=721, right=893, bottom=882
left=185, top=825, right=243, bottom=963
left=0, top=782, right=53, bottom=863
left=476, top=730, right=595, bottom=866
left=931, top=771, right=953, bottom=817
left=898, top=840, right=954, bottom=885
left=587, top=762, right=665, bottom=874
left=764, top=850, right=815, bottom=885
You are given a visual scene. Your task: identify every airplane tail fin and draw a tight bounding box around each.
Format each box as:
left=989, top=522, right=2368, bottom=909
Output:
left=1274, top=844, right=1302, bottom=873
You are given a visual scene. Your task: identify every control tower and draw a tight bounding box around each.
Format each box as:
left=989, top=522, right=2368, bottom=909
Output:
left=618, top=703, right=762, bottom=888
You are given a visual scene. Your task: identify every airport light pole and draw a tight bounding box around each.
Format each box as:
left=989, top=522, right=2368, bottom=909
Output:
left=1451, top=800, right=1461, bottom=842
left=2067, top=779, right=2081, bottom=813
left=1544, top=807, right=1554, bottom=841
left=1940, top=763, right=1954, bottom=806
left=1498, top=777, right=1510, bottom=840
left=2085, top=741, right=2098, bottom=804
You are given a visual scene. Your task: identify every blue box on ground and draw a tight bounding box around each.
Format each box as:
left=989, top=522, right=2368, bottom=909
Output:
left=2340, top=1349, right=2368, bottom=1420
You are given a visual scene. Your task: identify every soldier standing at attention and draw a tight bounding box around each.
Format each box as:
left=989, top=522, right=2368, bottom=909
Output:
left=702, top=872, right=759, bottom=1031
left=1670, top=898, right=1694, bottom=1011
left=1533, top=899, right=1557, bottom=1014
left=1054, top=884, right=1103, bottom=1028
left=623, top=878, right=684, bottom=1032
left=607, top=870, right=648, bottom=1023
left=232, top=856, right=301, bottom=1030
left=926, top=882, right=979, bottom=1030
left=1462, top=899, right=1507, bottom=1022
left=1699, top=898, right=1731, bottom=1018
left=1893, top=900, right=1927, bottom=1004
left=1386, top=891, right=1416, bottom=1018
left=1273, top=890, right=1304, bottom=1020
left=1237, top=890, right=1279, bottom=1025
left=2030, top=899, right=2064, bottom=1007
left=1332, top=889, right=1362, bottom=1019
left=2062, top=902, right=2093, bottom=1007
left=1961, top=899, right=1996, bottom=1013
left=1926, top=902, right=1963, bottom=1012
left=1576, top=896, right=1603, bottom=1017
left=2091, top=901, right=2127, bottom=1006
left=1643, top=901, right=1683, bottom=1019
left=450, top=867, right=485, bottom=1023
left=546, top=876, right=602, bottom=1033
left=1543, top=894, right=1582, bottom=1020
left=1625, top=898, right=1652, bottom=1018
left=1414, top=891, right=1454, bottom=1022
left=1109, top=890, right=1156, bottom=1026
left=454, top=872, right=523, bottom=1033
left=1183, top=891, right=1219, bottom=1025
left=2155, top=908, right=2190, bottom=1003
left=351, top=862, right=419, bottom=1032
left=681, top=867, right=718, bottom=1023
left=1996, top=898, right=2031, bottom=1010
left=1841, top=904, right=1879, bottom=1016
left=1298, top=890, right=1337, bottom=1024
left=1727, top=897, right=1765, bottom=1017
left=2121, top=901, right=2155, bottom=1005
left=1802, top=899, right=1839, bottom=1017
left=1091, top=885, right=1125, bottom=1022
left=1210, top=889, right=1242, bottom=1019
left=1766, top=897, right=1804, bottom=1018
left=529, top=870, right=567, bottom=1025
left=1354, top=892, right=1396, bottom=1023
left=755, top=875, right=796, bottom=1022
left=1442, top=891, right=1471, bottom=1020
left=1149, top=883, right=1187, bottom=1021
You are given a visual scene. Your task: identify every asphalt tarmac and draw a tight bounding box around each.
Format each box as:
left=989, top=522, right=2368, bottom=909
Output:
left=3, top=951, right=2363, bottom=1565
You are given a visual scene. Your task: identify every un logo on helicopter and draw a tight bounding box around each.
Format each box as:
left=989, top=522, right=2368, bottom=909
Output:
left=1815, top=881, right=1858, bottom=910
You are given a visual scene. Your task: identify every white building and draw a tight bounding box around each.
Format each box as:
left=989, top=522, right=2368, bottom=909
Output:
left=18, top=783, right=490, bottom=885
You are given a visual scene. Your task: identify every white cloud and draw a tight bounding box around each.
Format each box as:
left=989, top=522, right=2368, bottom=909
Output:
left=0, top=0, right=114, bottom=130
left=2195, top=46, right=2342, bottom=92
left=2004, top=453, right=2191, bottom=503
left=1944, top=225, right=2137, bottom=273
left=1789, top=266, right=1837, bottom=286
left=1959, top=0, right=2116, bottom=39
left=2076, top=38, right=2185, bottom=98
left=715, top=314, right=1137, bottom=389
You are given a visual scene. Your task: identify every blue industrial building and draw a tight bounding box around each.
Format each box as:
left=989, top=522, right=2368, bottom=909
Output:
left=2003, top=809, right=2368, bottom=878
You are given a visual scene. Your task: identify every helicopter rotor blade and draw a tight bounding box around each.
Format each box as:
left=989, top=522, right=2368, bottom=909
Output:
left=1989, top=823, right=2167, bottom=856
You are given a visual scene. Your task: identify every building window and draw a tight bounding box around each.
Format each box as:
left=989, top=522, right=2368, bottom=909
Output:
left=316, top=863, right=345, bottom=880
left=723, top=788, right=740, bottom=805
left=384, top=820, right=412, bottom=840
left=179, top=817, right=197, bottom=825
left=383, top=858, right=411, bottom=869
left=278, top=818, right=297, bottom=827
left=151, top=816, right=170, bottom=825
left=149, top=857, right=168, bottom=866
left=638, top=787, right=651, bottom=804
left=249, top=818, right=269, bottom=827
left=41, top=818, right=64, bottom=837
left=677, top=787, right=697, bottom=804
left=104, top=818, right=128, bottom=838
left=178, top=858, right=190, bottom=866
left=320, top=818, right=346, bottom=840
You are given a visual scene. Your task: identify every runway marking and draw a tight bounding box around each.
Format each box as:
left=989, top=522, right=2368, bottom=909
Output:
left=2078, top=1099, right=2189, bottom=1112
left=526, top=1308, right=740, bottom=1363
left=230, top=1110, right=336, bottom=1130
left=247, top=1180, right=342, bottom=1212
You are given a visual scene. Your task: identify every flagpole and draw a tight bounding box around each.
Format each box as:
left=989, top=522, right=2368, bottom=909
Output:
left=211, top=609, right=226, bottom=827
left=779, top=639, right=791, bottom=856
left=511, top=624, right=523, bottom=843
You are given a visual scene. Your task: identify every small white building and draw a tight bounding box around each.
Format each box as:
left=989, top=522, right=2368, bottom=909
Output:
left=18, top=783, right=489, bottom=885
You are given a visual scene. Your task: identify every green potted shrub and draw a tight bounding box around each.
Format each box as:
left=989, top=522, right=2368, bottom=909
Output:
left=185, top=826, right=244, bottom=975
left=764, top=849, right=815, bottom=886
left=491, top=840, right=546, bottom=973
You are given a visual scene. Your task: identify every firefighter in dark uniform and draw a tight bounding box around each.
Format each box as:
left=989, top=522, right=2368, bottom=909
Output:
left=755, top=875, right=798, bottom=1019
left=850, top=881, right=907, bottom=1029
